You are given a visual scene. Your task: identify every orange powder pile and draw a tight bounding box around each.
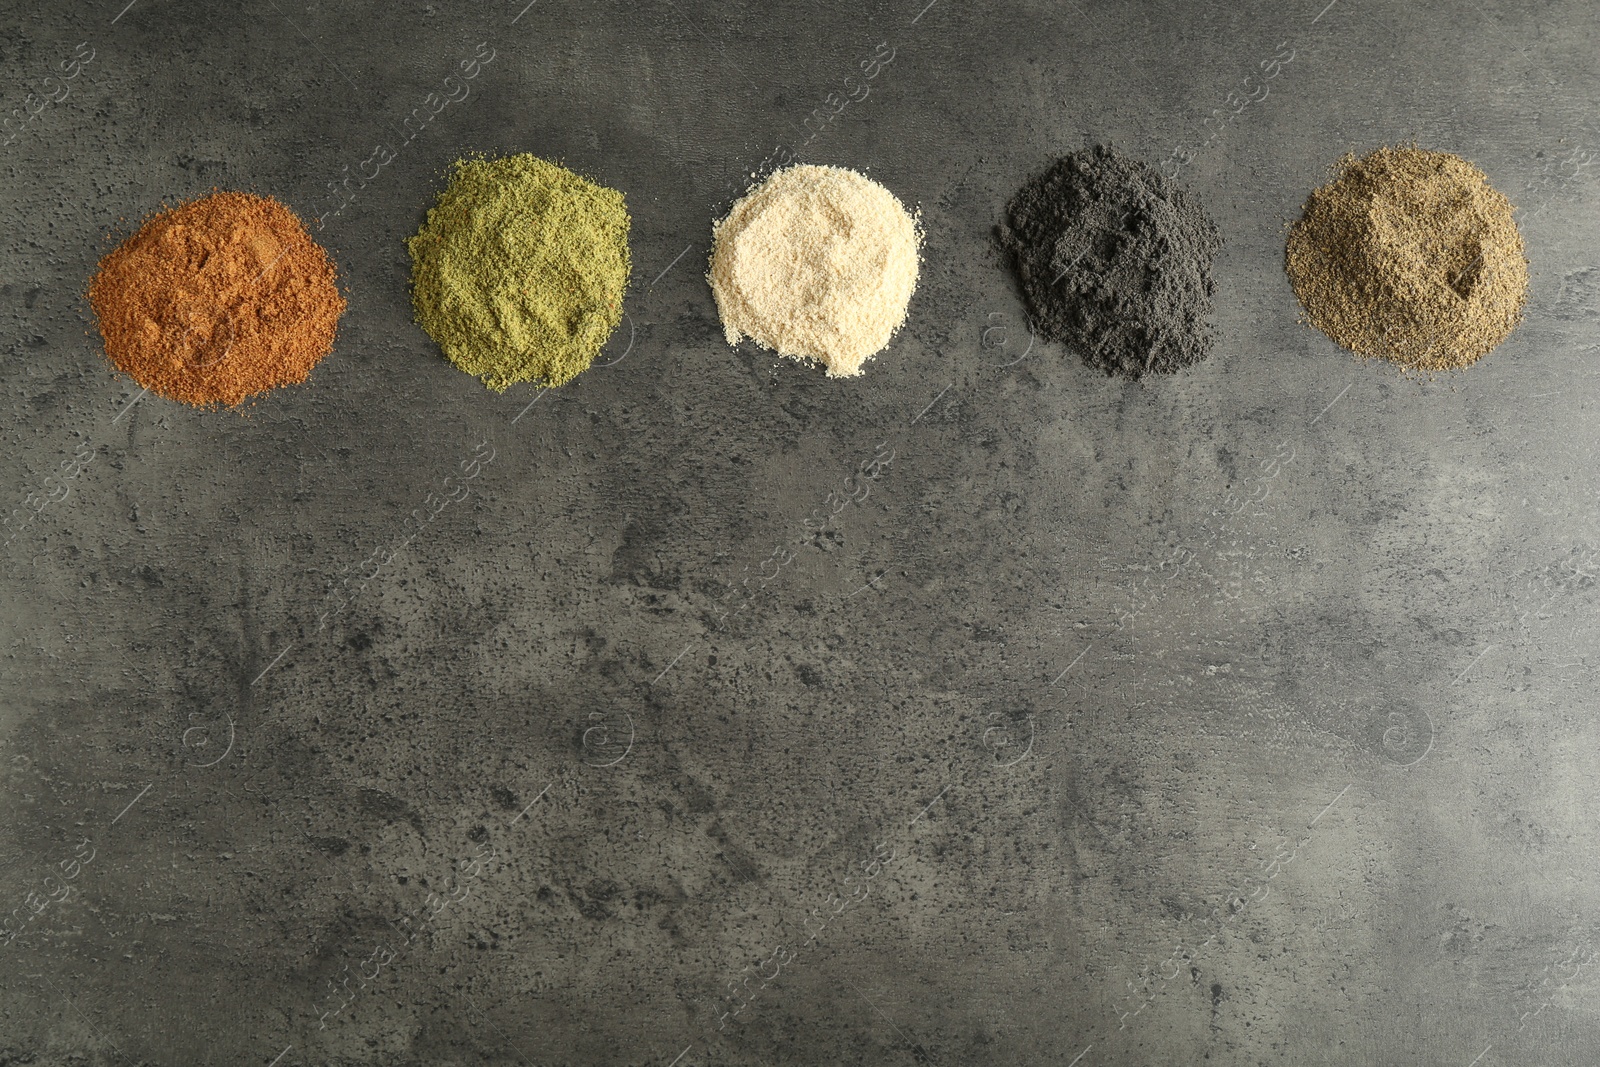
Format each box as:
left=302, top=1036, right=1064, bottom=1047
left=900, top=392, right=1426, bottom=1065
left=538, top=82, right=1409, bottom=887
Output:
left=88, top=191, right=346, bottom=407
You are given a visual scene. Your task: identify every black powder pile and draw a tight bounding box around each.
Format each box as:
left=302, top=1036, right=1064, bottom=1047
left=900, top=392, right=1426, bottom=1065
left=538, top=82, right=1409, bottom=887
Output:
left=997, top=145, right=1222, bottom=379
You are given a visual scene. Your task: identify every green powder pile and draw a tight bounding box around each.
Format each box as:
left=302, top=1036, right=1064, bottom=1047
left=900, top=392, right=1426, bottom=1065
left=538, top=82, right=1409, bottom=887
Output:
left=408, top=154, right=631, bottom=391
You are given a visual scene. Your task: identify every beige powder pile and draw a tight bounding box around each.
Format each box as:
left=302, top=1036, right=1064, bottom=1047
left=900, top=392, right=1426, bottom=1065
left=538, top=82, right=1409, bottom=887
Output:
left=1286, top=145, right=1528, bottom=371
left=707, top=164, right=920, bottom=377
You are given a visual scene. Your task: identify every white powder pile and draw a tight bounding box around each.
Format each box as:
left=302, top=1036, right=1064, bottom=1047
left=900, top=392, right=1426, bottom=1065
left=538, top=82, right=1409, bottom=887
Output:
left=707, top=164, right=921, bottom=377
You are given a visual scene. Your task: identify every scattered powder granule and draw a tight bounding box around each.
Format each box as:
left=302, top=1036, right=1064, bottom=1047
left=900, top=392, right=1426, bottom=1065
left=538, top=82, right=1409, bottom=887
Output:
left=1285, top=145, right=1528, bottom=371
left=707, top=164, right=921, bottom=377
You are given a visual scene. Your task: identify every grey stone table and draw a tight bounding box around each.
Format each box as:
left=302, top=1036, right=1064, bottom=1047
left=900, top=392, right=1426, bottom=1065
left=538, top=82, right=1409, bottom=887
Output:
left=2, top=0, right=1598, bottom=1063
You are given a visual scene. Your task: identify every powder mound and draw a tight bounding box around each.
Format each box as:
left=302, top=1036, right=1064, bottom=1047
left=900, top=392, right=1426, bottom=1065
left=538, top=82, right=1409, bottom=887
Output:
left=409, top=154, right=631, bottom=392
left=1286, top=145, right=1528, bottom=371
left=707, top=164, right=921, bottom=378
left=997, top=145, right=1222, bottom=380
left=88, top=191, right=345, bottom=407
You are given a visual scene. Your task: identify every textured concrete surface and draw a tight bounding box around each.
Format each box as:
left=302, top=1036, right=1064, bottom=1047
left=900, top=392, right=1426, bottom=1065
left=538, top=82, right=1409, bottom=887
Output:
left=2, top=0, right=1599, bottom=1064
